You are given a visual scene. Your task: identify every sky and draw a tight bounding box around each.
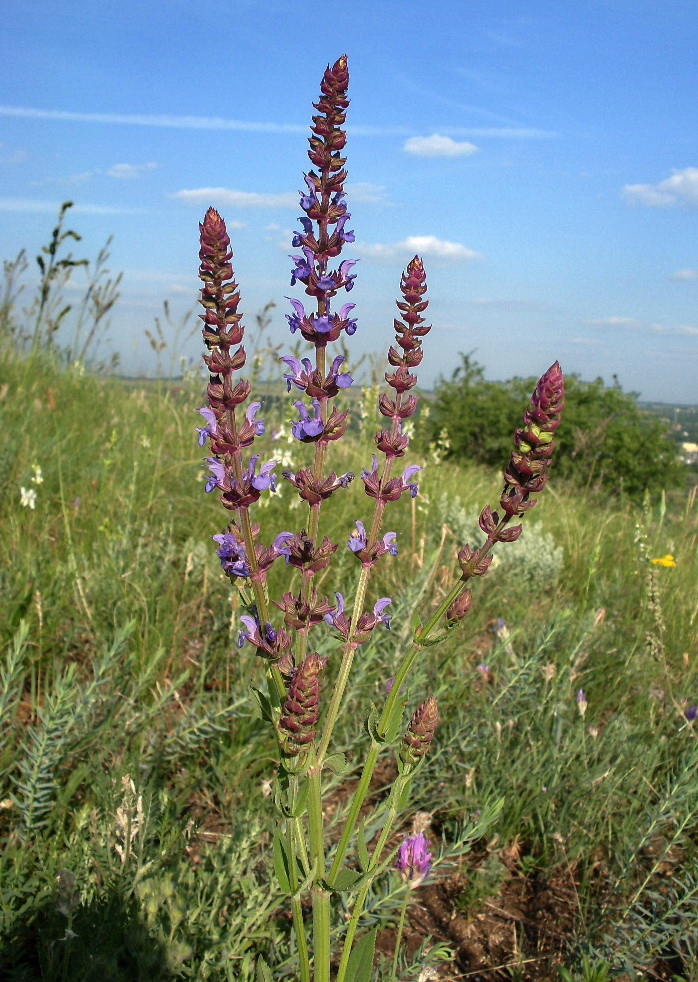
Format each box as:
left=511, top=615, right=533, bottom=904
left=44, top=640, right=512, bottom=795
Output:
left=1, top=0, right=697, bottom=403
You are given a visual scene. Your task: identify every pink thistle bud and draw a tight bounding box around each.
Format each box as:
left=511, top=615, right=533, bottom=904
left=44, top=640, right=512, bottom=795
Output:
left=401, top=696, right=439, bottom=765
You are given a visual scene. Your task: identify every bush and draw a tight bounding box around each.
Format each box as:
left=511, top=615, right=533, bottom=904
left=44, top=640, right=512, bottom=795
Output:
left=426, top=353, right=686, bottom=499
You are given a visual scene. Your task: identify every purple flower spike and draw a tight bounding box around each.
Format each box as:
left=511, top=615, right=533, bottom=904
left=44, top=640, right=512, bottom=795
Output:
left=281, top=354, right=314, bottom=392
left=290, top=248, right=314, bottom=287
left=396, top=832, right=433, bottom=887
left=348, top=520, right=368, bottom=554
left=292, top=399, right=324, bottom=441
left=685, top=705, right=697, bottom=723
left=205, top=457, right=226, bottom=492
left=329, top=354, right=353, bottom=389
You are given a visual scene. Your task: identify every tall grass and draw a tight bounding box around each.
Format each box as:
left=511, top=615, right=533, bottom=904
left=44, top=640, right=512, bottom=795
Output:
left=1, top=338, right=697, bottom=980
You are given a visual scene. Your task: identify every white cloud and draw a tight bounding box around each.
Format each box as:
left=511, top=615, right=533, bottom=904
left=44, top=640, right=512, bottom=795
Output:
left=586, top=316, right=640, bottom=328
left=107, top=161, right=157, bottom=179
left=172, top=187, right=296, bottom=208
left=31, top=170, right=95, bottom=187
left=586, top=315, right=698, bottom=337
left=403, top=134, right=479, bottom=158
left=671, top=268, right=698, bottom=281
left=0, top=197, right=145, bottom=214
left=344, top=182, right=390, bottom=204
left=0, top=107, right=557, bottom=140
left=354, top=235, right=480, bottom=262
left=623, top=167, right=698, bottom=207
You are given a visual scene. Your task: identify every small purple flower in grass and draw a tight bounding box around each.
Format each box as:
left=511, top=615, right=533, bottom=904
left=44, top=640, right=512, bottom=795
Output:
left=577, top=689, right=588, bottom=718
left=477, top=663, right=489, bottom=678
left=196, top=407, right=217, bottom=446
left=685, top=705, right=697, bottom=723
left=292, top=400, right=324, bottom=441
left=396, top=832, right=433, bottom=888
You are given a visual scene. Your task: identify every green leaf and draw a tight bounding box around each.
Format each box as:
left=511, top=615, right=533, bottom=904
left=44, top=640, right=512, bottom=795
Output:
left=324, top=752, right=349, bottom=775
left=256, top=956, right=274, bottom=982
left=249, top=685, right=273, bottom=722
left=357, top=818, right=370, bottom=873
left=272, top=831, right=291, bottom=894
left=330, top=869, right=362, bottom=892
left=290, top=777, right=310, bottom=818
left=379, top=694, right=406, bottom=743
left=364, top=702, right=382, bottom=743
left=397, top=775, right=413, bottom=811
left=344, top=926, right=377, bottom=982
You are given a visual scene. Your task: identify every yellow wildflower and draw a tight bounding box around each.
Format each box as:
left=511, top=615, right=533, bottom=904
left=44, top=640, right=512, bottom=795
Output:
left=650, top=555, right=677, bottom=568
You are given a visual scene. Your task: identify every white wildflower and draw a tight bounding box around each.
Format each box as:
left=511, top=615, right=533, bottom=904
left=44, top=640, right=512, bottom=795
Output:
left=31, top=464, right=43, bottom=485
left=20, top=487, right=37, bottom=509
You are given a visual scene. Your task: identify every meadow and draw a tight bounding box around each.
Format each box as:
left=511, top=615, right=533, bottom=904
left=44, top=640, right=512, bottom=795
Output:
left=1, top=335, right=697, bottom=981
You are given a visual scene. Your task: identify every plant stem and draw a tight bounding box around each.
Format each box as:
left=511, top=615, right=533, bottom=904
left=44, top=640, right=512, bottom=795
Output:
left=390, top=888, right=410, bottom=982
left=336, top=771, right=409, bottom=982
left=308, top=763, right=330, bottom=982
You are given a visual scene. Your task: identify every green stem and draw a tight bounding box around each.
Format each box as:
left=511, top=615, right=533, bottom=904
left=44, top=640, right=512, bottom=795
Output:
left=308, top=764, right=330, bottom=982
left=336, top=772, right=410, bottom=982
left=390, top=888, right=410, bottom=982
left=288, top=778, right=311, bottom=982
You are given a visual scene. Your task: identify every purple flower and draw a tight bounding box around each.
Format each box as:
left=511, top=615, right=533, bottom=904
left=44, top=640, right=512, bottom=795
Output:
left=292, top=216, right=313, bottom=248
left=347, top=520, right=398, bottom=564
left=338, top=259, right=357, bottom=291
left=205, top=457, right=226, bottom=492
left=290, top=248, right=314, bottom=286
left=212, top=531, right=250, bottom=578
left=292, top=400, right=324, bottom=441
left=247, top=455, right=277, bottom=492
left=401, top=465, right=421, bottom=498
left=281, top=354, right=314, bottom=392
left=238, top=612, right=277, bottom=650
left=286, top=297, right=307, bottom=334
left=372, top=597, right=392, bottom=630
left=337, top=303, right=358, bottom=335
left=576, top=689, right=588, bottom=717
left=477, top=663, right=489, bottom=678
left=396, top=832, right=433, bottom=887
left=324, top=592, right=346, bottom=628
left=245, top=402, right=265, bottom=436
left=685, top=705, right=697, bottom=723
left=328, top=355, right=353, bottom=389
left=196, top=407, right=218, bottom=447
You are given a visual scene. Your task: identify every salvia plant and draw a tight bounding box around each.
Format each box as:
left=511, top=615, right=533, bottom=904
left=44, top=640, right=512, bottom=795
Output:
left=194, top=55, right=564, bottom=982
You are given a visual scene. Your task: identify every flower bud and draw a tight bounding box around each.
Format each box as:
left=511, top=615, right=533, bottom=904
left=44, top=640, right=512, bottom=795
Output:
left=400, top=696, right=438, bottom=765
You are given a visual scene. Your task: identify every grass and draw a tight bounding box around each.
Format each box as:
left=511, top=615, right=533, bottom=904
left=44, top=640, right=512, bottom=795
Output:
left=1, top=344, right=697, bottom=981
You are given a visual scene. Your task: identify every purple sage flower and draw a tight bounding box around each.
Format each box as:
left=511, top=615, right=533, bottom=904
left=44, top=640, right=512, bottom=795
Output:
left=205, top=457, right=227, bottom=493
left=396, top=832, right=433, bottom=887
left=212, top=531, right=250, bottom=578
left=196, top=407, right=218, bottom=446
left=685, top=705, right=697, bottom=723
left=292, top=400, right=324, bottom=441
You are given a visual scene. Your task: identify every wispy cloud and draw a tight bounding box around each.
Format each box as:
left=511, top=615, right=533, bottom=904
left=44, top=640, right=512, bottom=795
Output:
left=344, top=182, right=390, bottom=204
left=354, top=235, right=480, bottom=262
left=403, top=134, right=479, bottom=157
left=172, top=187, right=296, bottom=208
left=0, top=106, right=556, bottom=140
left=0, top=142, right=28, bottom=164
left=623, top=167, right=698, bottom=207
left=0, top=197, right=146, bottom=215
left=586, top=315, right=698, bottom=337
left=31, top=170, right=95, bottom=187
left=671, top=268, right=698, bottom=281
left=107, top=161, right=157, bottom=179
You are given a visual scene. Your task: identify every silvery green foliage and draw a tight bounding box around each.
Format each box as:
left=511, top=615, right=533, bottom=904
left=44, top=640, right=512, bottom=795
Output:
left=439, top=493, right=564, bottom=591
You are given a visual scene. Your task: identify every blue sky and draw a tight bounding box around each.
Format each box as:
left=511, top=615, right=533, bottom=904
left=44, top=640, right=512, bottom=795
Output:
left=1, top=0, right=697, bottom=403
